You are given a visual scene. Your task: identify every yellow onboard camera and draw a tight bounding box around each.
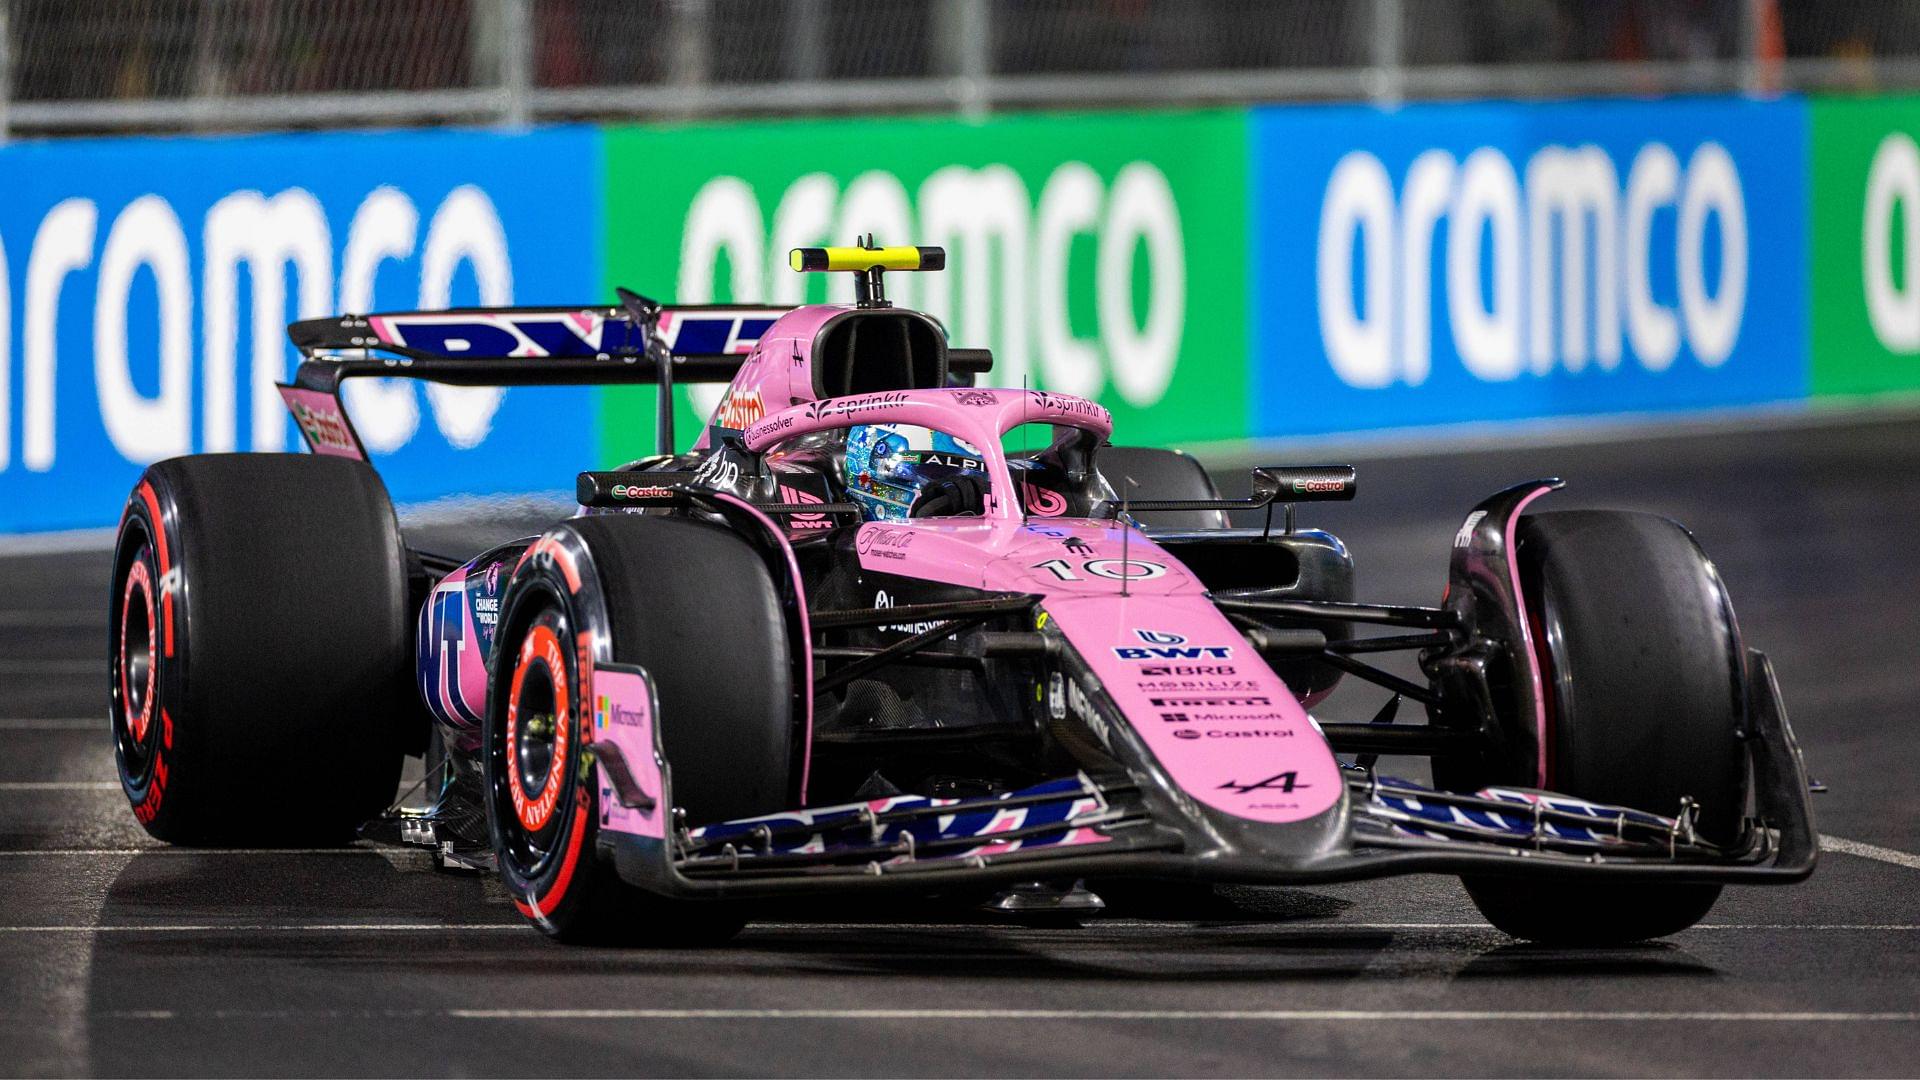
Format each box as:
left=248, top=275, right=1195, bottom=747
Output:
left=788, top=240, right=946, bottom=307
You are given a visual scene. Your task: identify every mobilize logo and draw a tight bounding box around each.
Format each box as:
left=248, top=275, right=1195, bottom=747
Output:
left=1137, top=679, right=1262, bottom=692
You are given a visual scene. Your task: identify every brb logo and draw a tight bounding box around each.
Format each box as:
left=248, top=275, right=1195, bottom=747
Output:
left=1316, top=141, right=1749, bottom=389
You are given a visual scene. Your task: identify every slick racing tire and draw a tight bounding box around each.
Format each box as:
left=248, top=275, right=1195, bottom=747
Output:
left=1459, top=510, right=1750, bottom=945
left=109, top=454, right=413, bottom=845
left=486, top=514, right=794, bottom=944
left=1097, top=445, right=1227, bottom=530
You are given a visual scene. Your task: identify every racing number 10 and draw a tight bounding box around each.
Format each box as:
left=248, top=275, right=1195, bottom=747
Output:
left=1033, top=558, right=1168, bottom=582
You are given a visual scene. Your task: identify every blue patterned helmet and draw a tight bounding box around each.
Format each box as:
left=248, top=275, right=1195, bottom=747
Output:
left=843, top=424, right=988, bottom=522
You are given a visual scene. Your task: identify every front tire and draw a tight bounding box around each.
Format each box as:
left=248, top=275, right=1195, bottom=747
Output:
left=109, top=455, right=414, bottom=845
left=485, top=514, right=795, bottom=944
left=1459, top=510, right=1750, bottom=944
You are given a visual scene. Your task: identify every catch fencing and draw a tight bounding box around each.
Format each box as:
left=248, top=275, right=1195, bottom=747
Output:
left=5, top=0, right=1920, bottom=136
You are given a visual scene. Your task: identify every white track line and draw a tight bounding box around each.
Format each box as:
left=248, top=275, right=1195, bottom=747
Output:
left=448, top=1008, right=1920, bottom=1023
left=85, top=1008, right=1920, bottom=1023
left=0, top=718, right=100, bottom=730
left=1822, top=834, right=1920, bottom=872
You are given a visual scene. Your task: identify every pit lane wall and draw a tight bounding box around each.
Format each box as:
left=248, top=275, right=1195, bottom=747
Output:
left=0, top=97, right=1912, bottom=532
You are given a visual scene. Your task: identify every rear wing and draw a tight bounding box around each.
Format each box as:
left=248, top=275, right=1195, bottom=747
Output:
left=280, top=292, right=792, bottom=460
left=282, top=276, right=994, bottom=461
left=285, top=302, right=790, bottom=391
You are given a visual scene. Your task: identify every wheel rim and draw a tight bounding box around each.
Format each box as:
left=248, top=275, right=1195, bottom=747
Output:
left=120, top=558, right=156, bottom=744
left=499, top=610, right=575, bottom=874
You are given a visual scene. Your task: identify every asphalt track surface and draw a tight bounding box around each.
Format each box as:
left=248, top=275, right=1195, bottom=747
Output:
left=3, top=411, right=1918, bottom=1077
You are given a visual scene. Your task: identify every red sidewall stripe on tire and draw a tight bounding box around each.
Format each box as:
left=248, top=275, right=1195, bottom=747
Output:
left=513, top=805, right=590, bottom=922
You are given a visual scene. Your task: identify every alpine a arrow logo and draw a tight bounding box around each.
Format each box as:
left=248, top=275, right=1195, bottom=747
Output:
left=1218, top=771, right=1308, bottom=795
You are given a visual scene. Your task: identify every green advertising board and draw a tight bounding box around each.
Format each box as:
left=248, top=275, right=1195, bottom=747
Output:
left=597, top=110, right=1249, bottom=461
left=1811, top=96, right=1920, bottom=397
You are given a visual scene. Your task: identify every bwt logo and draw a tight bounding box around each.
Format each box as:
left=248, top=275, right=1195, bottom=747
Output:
left=1315, top=142, right=1749, bottom=389
left=0, top=184, right=513, bottom=473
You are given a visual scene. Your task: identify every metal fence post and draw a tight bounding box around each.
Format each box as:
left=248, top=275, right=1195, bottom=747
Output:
left=937, top=0, right=990, bottom=120
left=786, top=0, right=827, bottom=81
left=1370, top=0, right=1404, bottom=108
left=501, top=0, right=533, bottom=127
left=0, top=0, right=11, bottom=144
left=668, top=0, right=713, bottom=113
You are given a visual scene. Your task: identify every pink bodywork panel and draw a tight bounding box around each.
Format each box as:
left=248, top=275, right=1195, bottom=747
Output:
left=854, top=518, right=1344, bottom=825
left=1505, top=484, right=1556, bottom=785
left=591, top=665, right=667, bottom=840
left=692, top=305, right=850, bottom=450
left=425, top=563, right=489, bottom=728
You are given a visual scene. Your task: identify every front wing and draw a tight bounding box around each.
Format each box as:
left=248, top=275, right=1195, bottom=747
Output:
left=599, top=649, right=1816, bottom=900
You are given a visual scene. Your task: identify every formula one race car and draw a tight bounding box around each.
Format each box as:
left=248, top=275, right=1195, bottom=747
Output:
left=108, top=243, right=1816, bottom=946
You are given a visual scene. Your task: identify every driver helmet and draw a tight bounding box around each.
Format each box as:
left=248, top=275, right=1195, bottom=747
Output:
left=843, top=424, right=988, bottom=522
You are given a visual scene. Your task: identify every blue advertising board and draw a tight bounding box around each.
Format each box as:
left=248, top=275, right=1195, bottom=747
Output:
left=0, top=127, right=599, bottom=532
left=1248, top=97, right=1809, bottom=437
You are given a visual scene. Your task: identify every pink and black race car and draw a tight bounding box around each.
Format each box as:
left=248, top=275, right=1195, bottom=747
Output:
left=108, top=243, right=1815, bottom=946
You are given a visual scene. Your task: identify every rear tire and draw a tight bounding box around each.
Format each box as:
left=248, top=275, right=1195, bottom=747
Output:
left=1460, top=510, right=1749, bottom=944
left=109, top=455, right=414, bottom=845
left=1098, top=446, right=1226, bottom=529
left=486, top=514, right=794, bottom=944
